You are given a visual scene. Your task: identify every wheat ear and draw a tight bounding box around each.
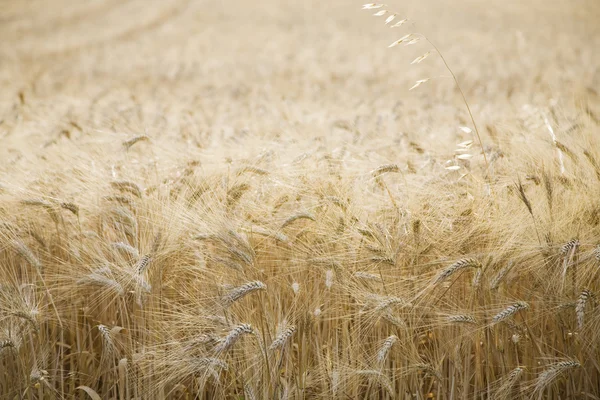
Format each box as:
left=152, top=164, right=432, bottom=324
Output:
left=222, top=281, right=266, bottom=307
left=376, top=335, right=398, bottom=364
left=269, top=325, right=296, bottom=351
left=533, top=360, right=580, bottom=397
left=434, top=258, right=481, bottom=284
left=214, top=324, right=253, bottom=353
left=576, top=289, right=592, bottom=330
left=492, top=302, right=529, bottom=324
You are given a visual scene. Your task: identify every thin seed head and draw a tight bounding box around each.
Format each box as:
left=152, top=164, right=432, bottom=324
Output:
left=534, top=361, right=580, bottom=394
left=123, top=135, right=149, bottom=149
left=376, top=335, right=398, bottom=363
left=215, top=324, right=253, bottom=352
left=111, top=181, right=143, bottom=198
left=222, top=281, right=266, bottom=306
left=269, top=325, right=296, bottom=351
left=362, top=3, right=386, bottom=9
left=11, top=240, right=42, bottom=271
left=560, top=238, right=579, bottom=255
left=281, top=212, right=316, bottom=228
left=354, top=271, right=382, bottom=281
left=60, top=202, right=79, bottom=215
left=434, top=259, right=481, bottom=284
left=371, top=164, right=399, bottom=177
left=492, top=302, right=529, bottom=324
left=490, top=262, right=514, bottom=290
left=98, top=324, right=114, bottom=353
left=135, top=254, right=152, bottom=275
left=447, top=315, right=477, bottom=325
left=244, top=384, right=257, bottom=400
left=576, top=289, right=592, bottom=330
left=325, top=269, right=334, bottom=289
left=112, top=242, right=139, bottom=259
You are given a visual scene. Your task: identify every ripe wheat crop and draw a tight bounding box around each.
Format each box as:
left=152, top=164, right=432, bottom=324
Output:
left=1, top=0, right=600, bottom=398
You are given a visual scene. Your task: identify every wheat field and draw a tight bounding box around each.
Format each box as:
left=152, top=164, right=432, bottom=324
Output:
left=1, top=0, right=600, bottom=399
